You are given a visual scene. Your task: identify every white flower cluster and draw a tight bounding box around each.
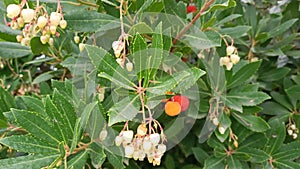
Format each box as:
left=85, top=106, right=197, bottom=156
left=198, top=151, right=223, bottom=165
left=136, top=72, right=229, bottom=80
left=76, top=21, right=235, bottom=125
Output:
left=287, top=124, right=298, bottom=139
left=115, top=124, right=167, bottom=166
left=6, top=3, right=67, bottom=46
left=219, top=46, right=240, bottom=70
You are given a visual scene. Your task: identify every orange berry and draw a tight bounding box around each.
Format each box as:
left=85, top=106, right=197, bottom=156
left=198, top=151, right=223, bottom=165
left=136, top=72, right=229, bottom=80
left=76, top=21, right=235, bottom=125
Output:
left=164, top=101, right=181, bottom=116
left=173, top=95, right=190, bottom=112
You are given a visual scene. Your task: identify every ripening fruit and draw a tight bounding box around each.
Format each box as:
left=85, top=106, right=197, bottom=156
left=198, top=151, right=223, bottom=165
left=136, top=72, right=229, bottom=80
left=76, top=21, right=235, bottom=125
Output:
left=186, top=5, right=197, bottom=13
left=137, top=123, right=147, bottom=137
left=164, top=101, right=181, bottom=116
left=50, top=12, right=61, bottom=26
left=59, top=20, right=67, bottom=29
left=173, top=95, right=190, bottom=112
left=37, top=16, right=48, bottom=28
left=6, top=4, right=20, bottom=19
left=21, top=8, right=35, bottom=23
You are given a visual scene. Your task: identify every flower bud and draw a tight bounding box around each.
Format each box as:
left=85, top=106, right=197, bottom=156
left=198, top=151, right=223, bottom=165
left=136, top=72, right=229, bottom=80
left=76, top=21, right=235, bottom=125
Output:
left=233, top=140, right=238, bottom=148
left=250, top=57, right=259, bottom=62
left=292, top=133, right=298, bottom=139
left=219, top=57, right=230, bottom=66
left=150, top=133, right=160, bottom=146
left=143, top=140, right=152, bottom=152
left=218, top=126, right=226, bottom=135
left=122, top=130, right=134, bottom=144
left=50, top=12, right=61, bottom=26
left=226, top=46, right=235, bottom=55
left=138, top=150, right=145, bottom=161
left=157, top=144, right=166, bottom=154
left=124, top=145, right=134, bottom=158
left=49, top=38, right=54, bottom=46
left=6, top=4, right=20, bottom=19
left=21, top=8, right=35, bottom=23
left=59, top=20, right=67, bottom=29
left=225, top=62, right=233, bottom=70
left=17, top=17, right=24, bottom=27
left=116, top=58, right=123, bottom=67
left=79, top=43, right=85, bottom=52
left=287, top=129, right=293, bottom=136
left=290, top=124, right=296, bottom=130
left=230, top=54, right=240, bottom=64
left=40, top=35, right=48, bottom=44
left=137, top=123, right=147, bottom=137
left=16, top=35, right=23, bottom=42
left=133, top=151, right=139, bottom=160
left=74, top=35, right=80, bottom=44
left=50, top=25, right=56, bottom=35
left=99, top=129, right=108, bottom=141
left=115, top=136, right=123, bottom=146
left=212, top=117, right=219, bottom=126
left=126, top=62, right=133, bottom=72
left=37, top=16, right=48, bottom=28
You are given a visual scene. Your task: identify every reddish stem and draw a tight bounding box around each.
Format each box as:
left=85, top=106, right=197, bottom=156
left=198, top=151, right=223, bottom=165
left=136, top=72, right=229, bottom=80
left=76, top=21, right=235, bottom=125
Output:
left=171, top=0, right=214, bottom=51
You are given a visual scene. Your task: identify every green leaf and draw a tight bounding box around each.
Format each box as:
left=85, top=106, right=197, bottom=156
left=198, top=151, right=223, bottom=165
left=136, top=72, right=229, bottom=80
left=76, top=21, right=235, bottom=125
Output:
left=173, top=67, right=206, bottom=93
left=9, top=109, right=61, bottom=145
left=268, top=19, right=298, bottom=38
left=203, top=157, right=226, bottom=169
left=239, top=133, right=267, bottom=149
left=52, top=90, right=77, bottom=141
left=61, top=150, right=88, bottom=169
left=108, top=95, right=140, bottom=126
left=228, top=155, right=242, bottom=169
left=85, top=45, right=135, bottom=89
left=88, top=143, right=106, bottom=169
left=0, top=42, right=32, bottom=58
left=80, top=101, right=105, bottom=140
left=163, top=0, right=186, bottom=18
left=51, top=80, right=80, bottom=107
left=105, top=147, right=125, bottom=169
left=128, top=22, right=153, bottom=35
left=64, top=11, right=118, bottom=32
left=285, top=85, right=300, bottom=101
left=44, top=96, right=67, bottom=143
left=0, top=154, right=59, bottom=169
left=0, top=24, right=20, bottom=42
left=232, top=113, right=270, bottom=132
left=206, top=0, right=236, bottom=13
left=32, top=71, right=55, bottom=84
left=0, top=135, right=59, bottom=154
left=273, top=141, right=300, bottom=161
left=148, top=23, right=164, bottom=79
left=226, top=91, right=270, bottom=112
left=270, top=92, right=293, bottom=111
left=98, top=72, right=135, bottom=90
left=227, top=61, right=261, bottom=89
left=69, top=118, right=83, bottom=154
left=219, top=26, right=251, bottom=38
left=236, top=147, right=270, bottom=163
left=0, top=86, right=16, bottom=119
left=192, top=147, right=209, bottom=165
left=30, top=37, right=49, bottom=55
left=132, top=34, right=148, bottom=81
left=258, top=67, right=290, bottom=82
left=265, top=120, right=285, bottom=155
left=19, top=96, right=46, bottom=116
left=275, top=160, right=300, bottom=169
left=261, top=101, right=290, bottom=116
left=215, top=14, right=242, bottom=26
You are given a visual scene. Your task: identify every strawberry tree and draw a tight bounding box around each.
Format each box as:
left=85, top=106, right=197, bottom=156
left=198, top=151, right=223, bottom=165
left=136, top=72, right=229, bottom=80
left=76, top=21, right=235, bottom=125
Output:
left=0, top=0, right=300, bottom=169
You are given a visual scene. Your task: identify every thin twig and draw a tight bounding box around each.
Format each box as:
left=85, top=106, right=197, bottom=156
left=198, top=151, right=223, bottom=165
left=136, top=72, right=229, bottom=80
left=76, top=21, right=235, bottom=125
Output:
left=171, top=0, right=214, bottom=51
